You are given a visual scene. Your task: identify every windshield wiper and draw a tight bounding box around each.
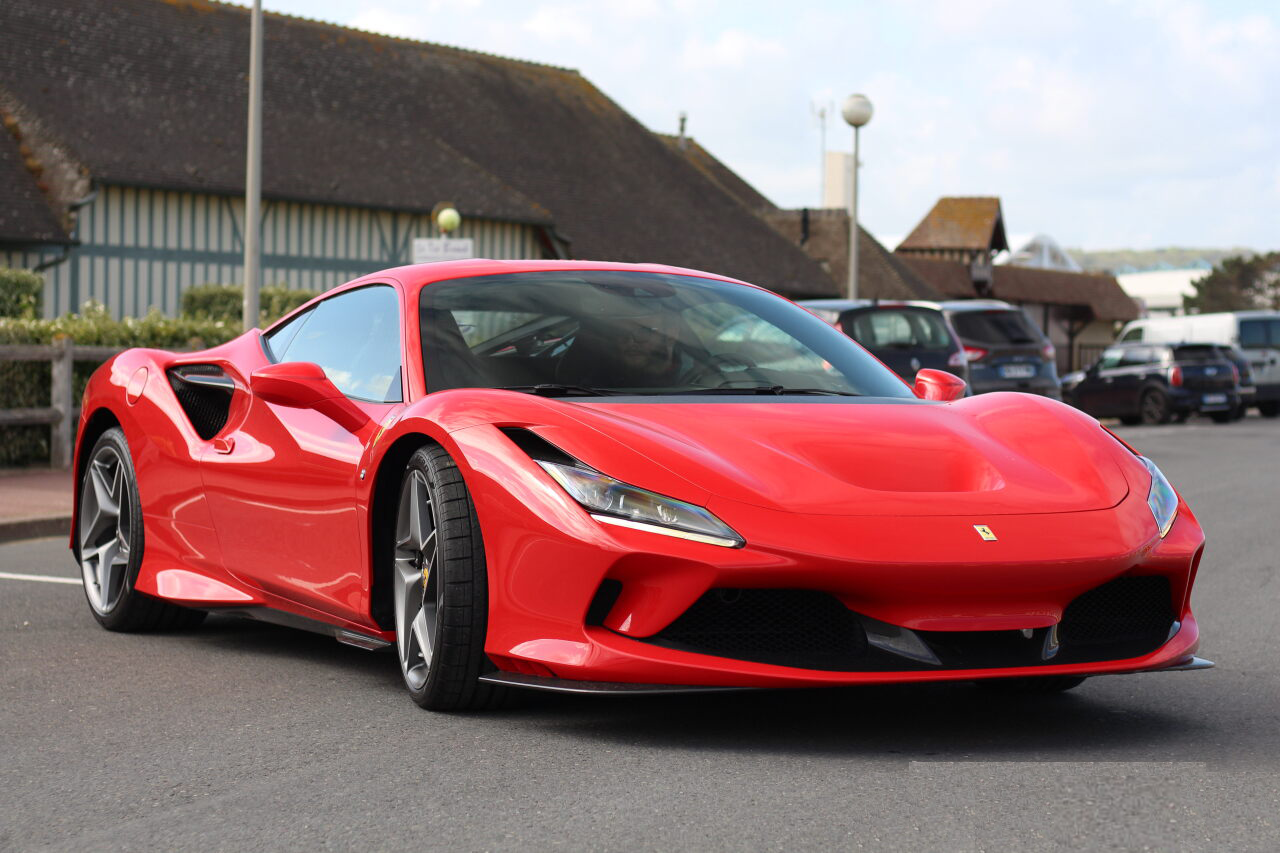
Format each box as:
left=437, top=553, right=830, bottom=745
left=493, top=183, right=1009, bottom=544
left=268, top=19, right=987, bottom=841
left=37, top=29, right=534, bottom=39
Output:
left=499, top=383, right=619, bottom=397
left=672, top=386, right=859, bottom=396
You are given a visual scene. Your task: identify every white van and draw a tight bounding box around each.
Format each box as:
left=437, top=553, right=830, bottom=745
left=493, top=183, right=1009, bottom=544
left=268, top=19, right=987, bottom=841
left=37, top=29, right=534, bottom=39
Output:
left=1117, top=311, right=1280, bottom=416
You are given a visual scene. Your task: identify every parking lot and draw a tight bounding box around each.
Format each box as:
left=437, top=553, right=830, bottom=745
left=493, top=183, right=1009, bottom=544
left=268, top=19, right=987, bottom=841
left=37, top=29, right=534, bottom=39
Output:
left=1, top=415, right=1278, bottom=852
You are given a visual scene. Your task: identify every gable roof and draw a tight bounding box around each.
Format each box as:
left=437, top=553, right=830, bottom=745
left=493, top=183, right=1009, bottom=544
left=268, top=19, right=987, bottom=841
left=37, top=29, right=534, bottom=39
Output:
left=656, top=134, right=778, bottom=213
left=0, top=0, right=837, bottom=295
left=898, top=196, right=1009, bottom=253
left=898, top=256, right=1139, bottom=322
left=0, top=128, right=68, bottom=245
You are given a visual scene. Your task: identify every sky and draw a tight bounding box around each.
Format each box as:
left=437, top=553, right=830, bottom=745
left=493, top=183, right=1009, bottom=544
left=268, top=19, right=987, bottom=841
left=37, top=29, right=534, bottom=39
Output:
left=227, top=0, right=1279, bottom=252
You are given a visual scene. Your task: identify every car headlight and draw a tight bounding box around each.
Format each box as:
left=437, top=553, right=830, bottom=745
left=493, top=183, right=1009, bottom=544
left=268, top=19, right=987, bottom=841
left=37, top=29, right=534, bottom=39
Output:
left=1139, top=456, right=1179, bottom=537
left=537, top=461, right=744, bottom=548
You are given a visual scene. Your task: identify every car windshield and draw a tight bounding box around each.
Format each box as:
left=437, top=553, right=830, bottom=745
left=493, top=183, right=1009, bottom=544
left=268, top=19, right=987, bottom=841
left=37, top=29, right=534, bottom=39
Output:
left=418, top=271, right=914, bottom=398
left=951, top=310, right=1040, bottom=345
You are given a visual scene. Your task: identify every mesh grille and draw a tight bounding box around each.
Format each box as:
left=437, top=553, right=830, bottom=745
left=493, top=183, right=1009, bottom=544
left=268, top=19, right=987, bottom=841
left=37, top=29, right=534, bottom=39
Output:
left=1058, top=575, right=1174, bottom=646
left=651, top=589, right=868, bottom=671
left=167, top=367, right=232, bottom=440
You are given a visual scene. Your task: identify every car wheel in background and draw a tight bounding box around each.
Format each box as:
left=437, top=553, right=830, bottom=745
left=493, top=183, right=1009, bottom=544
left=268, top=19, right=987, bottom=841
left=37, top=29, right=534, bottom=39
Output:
left=393, top=444, right=506, bottom=711
left=1258, top=401, right=1280, bottom=418
left=1139, top=389, right=1172, bottom=425
left=1119, top=414, right=1142, bottom=426
left=77, top=427, right=205, bottom=632
left=1209, top=411, right=1234, bottom=424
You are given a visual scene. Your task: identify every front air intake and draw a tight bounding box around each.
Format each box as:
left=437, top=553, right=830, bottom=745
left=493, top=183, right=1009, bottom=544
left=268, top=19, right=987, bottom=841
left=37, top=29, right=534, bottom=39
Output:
left=649, top=588, right=869, bottom=671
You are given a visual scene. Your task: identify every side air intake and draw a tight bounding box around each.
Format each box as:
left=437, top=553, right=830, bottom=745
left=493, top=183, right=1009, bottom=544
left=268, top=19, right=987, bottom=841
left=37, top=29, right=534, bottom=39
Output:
left=167, top=365, right=234, bottom=440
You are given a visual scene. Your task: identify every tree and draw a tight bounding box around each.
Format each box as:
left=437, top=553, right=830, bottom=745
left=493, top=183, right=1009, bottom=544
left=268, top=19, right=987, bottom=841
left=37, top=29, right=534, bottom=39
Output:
left=1183, top=252, right=1280, bottom=314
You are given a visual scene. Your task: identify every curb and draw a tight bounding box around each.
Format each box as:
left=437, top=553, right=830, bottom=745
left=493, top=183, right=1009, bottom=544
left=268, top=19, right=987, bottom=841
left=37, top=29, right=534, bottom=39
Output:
left=0, top=516, right=71, bottom=544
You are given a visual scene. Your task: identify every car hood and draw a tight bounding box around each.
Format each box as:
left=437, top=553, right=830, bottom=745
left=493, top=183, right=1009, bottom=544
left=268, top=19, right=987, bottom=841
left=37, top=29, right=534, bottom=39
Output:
left=544, top=394, right=1129, bottom=517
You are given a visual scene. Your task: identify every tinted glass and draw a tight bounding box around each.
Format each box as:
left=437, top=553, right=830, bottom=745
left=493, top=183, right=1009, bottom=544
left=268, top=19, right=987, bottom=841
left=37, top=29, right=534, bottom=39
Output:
left=1119, top=326, right=1143, bottom=342
left=1239, top=319, right=1268, bottom=348
left=263, top=307, right=314, bottom=360
left=1172, top=345, right=1224, bottom=363
left=1120, top=347, right=1154, bottom=366
left=950, top=310, right=1041, bottom=345
left=844, top=308, right=952, bottom=351
left=1271, top=319, right=1280, bottom=348
left=1097, top=348, right=1124, bottom=369
left=419, top=271, right=914, bottom=398
left=277, top=285, right=403, bottom=402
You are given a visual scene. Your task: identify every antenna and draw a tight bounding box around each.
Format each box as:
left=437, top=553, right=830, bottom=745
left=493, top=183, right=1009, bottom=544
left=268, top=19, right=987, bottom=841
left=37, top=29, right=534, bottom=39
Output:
left=811, top=100, right=832, bottom=207
left=678, top=111, right=688, bottom=149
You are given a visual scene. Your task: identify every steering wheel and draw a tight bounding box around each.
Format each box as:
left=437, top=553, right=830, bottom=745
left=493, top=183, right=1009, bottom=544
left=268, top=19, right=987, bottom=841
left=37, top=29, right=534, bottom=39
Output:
left=683, top=353, right=764, bottom=387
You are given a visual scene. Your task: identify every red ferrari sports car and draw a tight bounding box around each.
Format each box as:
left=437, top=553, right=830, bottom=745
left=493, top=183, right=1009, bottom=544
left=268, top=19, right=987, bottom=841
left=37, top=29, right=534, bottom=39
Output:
left=72, top=260, right=1210, bottom=709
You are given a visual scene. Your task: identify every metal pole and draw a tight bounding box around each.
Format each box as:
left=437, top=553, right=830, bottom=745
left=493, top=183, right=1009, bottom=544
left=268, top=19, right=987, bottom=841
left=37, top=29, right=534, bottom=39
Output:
left=847, top=126, right=860, bottom=300
left=242, top=0, right=263, bottom=332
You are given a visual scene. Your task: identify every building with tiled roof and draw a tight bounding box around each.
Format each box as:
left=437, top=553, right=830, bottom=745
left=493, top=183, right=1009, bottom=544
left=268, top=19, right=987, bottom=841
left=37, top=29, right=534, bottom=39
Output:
left=0, top=0, right=838, bottom=317
left=895, top=198, right=1138, bottom=371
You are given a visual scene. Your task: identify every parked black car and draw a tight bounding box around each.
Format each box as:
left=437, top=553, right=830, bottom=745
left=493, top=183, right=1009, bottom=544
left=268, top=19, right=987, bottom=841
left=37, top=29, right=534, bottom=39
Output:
left=798, top=300, right=969, bottom=386
left=939, top=300, right=1061, bottom=398
left=1062, top=343, right=1240, bottom=424
left=1214, top=343, right=1255, bottom=421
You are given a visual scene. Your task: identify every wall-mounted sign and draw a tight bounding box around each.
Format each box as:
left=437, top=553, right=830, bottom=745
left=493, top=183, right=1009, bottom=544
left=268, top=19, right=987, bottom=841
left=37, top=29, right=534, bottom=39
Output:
left=412, top=238, right=474, bottom=264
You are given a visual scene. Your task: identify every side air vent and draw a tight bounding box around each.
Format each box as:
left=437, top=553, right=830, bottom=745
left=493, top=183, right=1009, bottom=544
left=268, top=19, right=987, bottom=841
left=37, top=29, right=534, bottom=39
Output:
left=498, top=427, right=578, bottom=467
left=167, top=365, right=234, bottom=440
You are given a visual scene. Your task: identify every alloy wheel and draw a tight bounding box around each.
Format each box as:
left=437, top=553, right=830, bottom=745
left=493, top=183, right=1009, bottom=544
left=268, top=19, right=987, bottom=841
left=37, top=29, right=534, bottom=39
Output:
left=79, top=445, right=133, bottom=614
left=393, top=469, right=439, bottom=691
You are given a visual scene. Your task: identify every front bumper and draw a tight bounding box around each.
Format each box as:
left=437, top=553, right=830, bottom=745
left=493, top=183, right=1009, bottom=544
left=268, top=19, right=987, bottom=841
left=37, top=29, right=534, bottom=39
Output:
left=455, top=422, right=1206, bottom=689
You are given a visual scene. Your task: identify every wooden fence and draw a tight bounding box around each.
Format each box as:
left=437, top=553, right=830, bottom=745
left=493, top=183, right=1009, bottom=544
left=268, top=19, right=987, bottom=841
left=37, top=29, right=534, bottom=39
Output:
left=0, top=341, right=125, bottom=469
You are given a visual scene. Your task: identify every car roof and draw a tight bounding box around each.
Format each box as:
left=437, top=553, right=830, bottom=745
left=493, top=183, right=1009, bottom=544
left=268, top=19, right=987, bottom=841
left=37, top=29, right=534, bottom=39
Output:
left=342, top=259, right=754, bottom=298
left=936, top=299, right=1019, bottom=312
left=797, top=298, right=946, bottom=312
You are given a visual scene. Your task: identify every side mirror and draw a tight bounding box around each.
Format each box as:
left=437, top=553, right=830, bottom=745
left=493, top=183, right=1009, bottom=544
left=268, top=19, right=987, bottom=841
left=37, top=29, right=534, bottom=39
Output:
left=914, top=368, right=967, bottom=402
left=249, top=361, right=371, bottom=433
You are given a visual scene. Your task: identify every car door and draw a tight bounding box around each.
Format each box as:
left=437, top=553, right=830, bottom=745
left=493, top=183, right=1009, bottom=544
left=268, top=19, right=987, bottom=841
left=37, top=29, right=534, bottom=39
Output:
left=1072, top=348, right=1124, bottom=416
left=200, top=283, right=405, bottom=623
left=1240, top=317, right=1280, bottom=391
left=1110, top=346, right=1159, bottom=415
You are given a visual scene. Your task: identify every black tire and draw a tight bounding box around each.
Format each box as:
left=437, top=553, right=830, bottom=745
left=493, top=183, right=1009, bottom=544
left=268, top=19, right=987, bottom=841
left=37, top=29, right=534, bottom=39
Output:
left=975, top=676, right=1086, bottom=694
left=76, top=427, right=206, bottom=632
left=1209, top=410, right=1234, bottom=424
left=393, top=444, right=506, bottom=711
left=1118, top=414, right=1142, bottom=426
left=1258, top=401, right=1280, bottom=418
left=1139, top=388, right=1171, bottom=425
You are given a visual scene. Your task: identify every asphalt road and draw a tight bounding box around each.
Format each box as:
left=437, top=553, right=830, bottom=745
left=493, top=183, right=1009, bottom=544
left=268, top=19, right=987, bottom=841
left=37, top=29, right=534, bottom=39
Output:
left=2, top=416, right=1278, bottom=852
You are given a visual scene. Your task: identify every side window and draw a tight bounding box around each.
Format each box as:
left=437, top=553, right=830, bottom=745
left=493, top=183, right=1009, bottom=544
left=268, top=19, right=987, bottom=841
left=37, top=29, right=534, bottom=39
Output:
left=1097, top=348, right=1124, bottom=369
left=1239, top=320, right=1268, bottom=349
left=1119, top=326, right=1143, bottom=342
left=264, top=308, right=314, bottom=361
left=278, top=285, right=404, bottom=403
left=1270, top=320, right=1280, bottom=349
left=1120, top=347, right=1152, bottom=366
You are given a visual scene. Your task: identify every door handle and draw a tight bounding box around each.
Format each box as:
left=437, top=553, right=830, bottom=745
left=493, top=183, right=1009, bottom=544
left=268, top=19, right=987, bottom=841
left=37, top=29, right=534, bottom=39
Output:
left=213, top=436, right=235, bottom=454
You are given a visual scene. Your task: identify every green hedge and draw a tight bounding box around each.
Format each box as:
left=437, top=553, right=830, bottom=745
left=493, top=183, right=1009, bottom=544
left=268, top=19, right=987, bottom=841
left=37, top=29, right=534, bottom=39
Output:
left=0, top=267, right=43, bottom=319
left=181, top=284, right=318, bottom=324
left=0, top=302, right=238, bottom=467
left=1, top=273, right=320, bottom=467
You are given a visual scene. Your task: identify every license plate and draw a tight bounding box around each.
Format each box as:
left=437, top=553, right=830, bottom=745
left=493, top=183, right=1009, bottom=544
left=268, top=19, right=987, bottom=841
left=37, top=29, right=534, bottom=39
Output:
left=1000, top=364, right=1036, bottom=379
left=1202, top=394, right=1227, bottom=406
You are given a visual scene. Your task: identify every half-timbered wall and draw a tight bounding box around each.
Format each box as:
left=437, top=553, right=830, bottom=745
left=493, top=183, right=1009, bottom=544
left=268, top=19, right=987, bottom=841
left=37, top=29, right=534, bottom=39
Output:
left=2, top=184, right=544, bottom=319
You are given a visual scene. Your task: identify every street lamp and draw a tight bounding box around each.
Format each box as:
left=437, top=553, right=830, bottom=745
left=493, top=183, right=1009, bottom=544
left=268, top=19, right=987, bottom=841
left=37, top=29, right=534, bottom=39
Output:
left=841, top=93, right=873, bottom=301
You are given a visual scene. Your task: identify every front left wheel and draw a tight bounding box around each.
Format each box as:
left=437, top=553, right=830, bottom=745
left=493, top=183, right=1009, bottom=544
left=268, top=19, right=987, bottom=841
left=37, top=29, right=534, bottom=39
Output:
left=393, top=444, right=506, bottom=710
left=77, top=427, right=205, bottom=632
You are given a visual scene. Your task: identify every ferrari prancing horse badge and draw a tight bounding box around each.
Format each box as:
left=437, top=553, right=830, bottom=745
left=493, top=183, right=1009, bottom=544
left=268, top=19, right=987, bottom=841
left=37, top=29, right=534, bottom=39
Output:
left=974, top=524, right=997, bottom=541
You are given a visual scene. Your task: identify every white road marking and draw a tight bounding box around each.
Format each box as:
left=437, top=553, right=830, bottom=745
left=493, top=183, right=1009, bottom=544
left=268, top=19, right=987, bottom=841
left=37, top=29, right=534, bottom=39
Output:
left=0, top=571, right=80, bottom=585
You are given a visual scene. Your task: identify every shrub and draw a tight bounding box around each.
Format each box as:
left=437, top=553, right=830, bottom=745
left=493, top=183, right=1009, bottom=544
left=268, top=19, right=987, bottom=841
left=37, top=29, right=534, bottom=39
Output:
left=0, top=267, right=44, bottom=318
left=180, top=284, right=319, bottom=325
